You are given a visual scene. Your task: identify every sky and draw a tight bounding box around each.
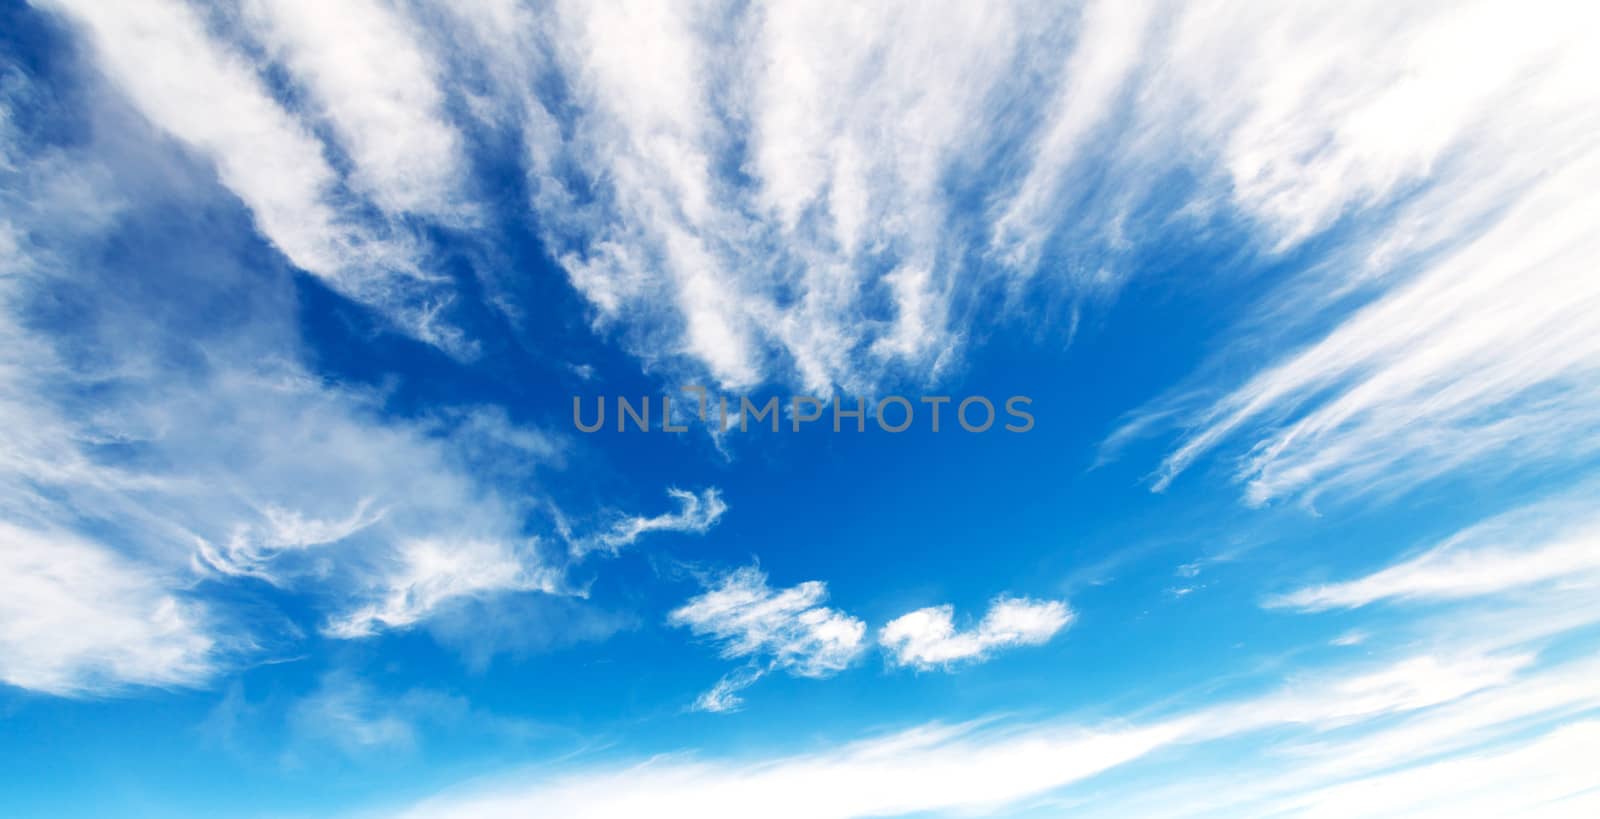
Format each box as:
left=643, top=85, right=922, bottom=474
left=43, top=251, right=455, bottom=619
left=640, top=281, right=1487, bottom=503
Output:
left=2, top=1, right=1598, bottom=817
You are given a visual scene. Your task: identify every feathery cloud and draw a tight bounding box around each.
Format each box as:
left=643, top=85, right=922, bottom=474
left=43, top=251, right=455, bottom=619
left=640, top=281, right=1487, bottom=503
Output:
left=1107, top=0, right=1600, bottom=504
left=568, top=487, right=727, bottom=558
left=669, top=565, right=866, bottom=711
left=324, top=538, right=562, bottom=639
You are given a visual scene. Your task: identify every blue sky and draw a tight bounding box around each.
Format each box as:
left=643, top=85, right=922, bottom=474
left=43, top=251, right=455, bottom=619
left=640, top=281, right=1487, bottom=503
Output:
left=2, top=1, right=1599, bottom=817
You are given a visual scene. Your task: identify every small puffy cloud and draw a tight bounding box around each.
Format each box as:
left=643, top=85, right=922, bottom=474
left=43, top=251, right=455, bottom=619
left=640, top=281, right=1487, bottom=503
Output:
left=880, top=596, right=1074, bottom=670
left=0, top=520, right=219, bottom=696
left=669, top=566, right=866, bottom=711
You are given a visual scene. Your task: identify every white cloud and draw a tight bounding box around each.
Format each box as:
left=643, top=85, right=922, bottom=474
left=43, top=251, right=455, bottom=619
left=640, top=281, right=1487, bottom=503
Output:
left=0, top=77, right=569, bottom=677
left=987, top=0, right=1153, bottom=273
left=1277, top=655, right=1600, bottom=797
left=542, top=0, right=763, bottom=387
left=19, top=357, right=572, bottom=649
left=484, top=0, right=1593, bottom=415
left=436, top=0, right=1600, bottom=492
left=568, top=487, right=727, bottom=558
left=47, top=0, right=1596, bottom=500
left=390, top=718, right=1184, bottom=819
left=10, top=6, right=1600, bottom=816
left=514, top=0, right=1075, bottom=391
left=0, top=520, right=218, bottom=696
left=1064, top=655, right=1600, bottom=819
left=1068, top=490, right=1600, bottom=818
left=691, top=665, right=769, bottom=714
left=76, top=0, right=1560, bottom=411
left=243, top=0, right=469, bottom=219
left=325, top=537, right=561, bottom=639
left=380, top=646, right=1571, bottom=819
left=1270, top=490, right=1600, bottom=611
left=39, top=0, right=471, bottom=352
left=195, top=498, right=387, bottom=584
left=880, top=596, right=1074, bottom=670
left=669, top=566, right=866, bottom=710
left=1270, top=720, right=1600, bottom=819
left=1186, top=652, right=1534, bottom=740
left=1114, top=0, right=1600, bottom=504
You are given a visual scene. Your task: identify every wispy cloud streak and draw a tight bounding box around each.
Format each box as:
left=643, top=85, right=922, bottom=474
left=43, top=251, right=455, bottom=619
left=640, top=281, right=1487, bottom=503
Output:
left=1271, top=488, right=1600, bottom=611
left=567, top=487, right=727, bottom=559
left=39, top=0, right=472, bottom=352
left=383, top=647, right=1586, bottom=818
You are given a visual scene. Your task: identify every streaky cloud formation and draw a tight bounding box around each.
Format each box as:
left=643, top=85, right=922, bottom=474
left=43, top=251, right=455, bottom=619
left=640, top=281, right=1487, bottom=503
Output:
left=512, top=0, right=1083, bottom=391
left=383, top=648, right=1586, bottom=819
left=390, top=721, right=1182, bottom=819
left=1112, top=0, right=1600, bottom=505
left=243, top=0, right=469, bottom=220
left=1271, top=721, right=1600, bottom=819
left=879, top=596, right=1074, bottom=670
left=505, top=0, right=1598, bottom=413
left=1271, top=487, right=1600, bottom=611
left=3, top=1, right=1598, bottom=816
left=38, top=0, right=473, bottom=353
